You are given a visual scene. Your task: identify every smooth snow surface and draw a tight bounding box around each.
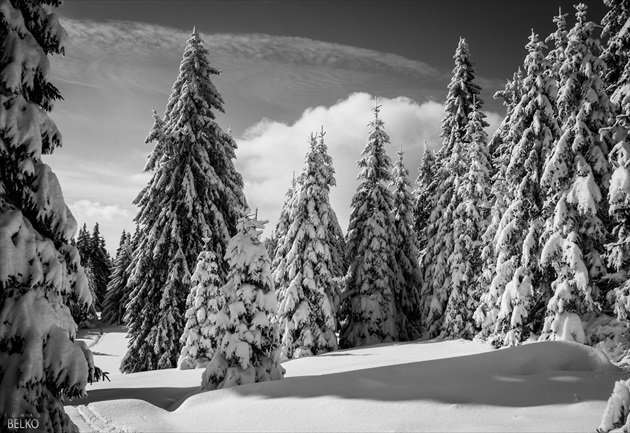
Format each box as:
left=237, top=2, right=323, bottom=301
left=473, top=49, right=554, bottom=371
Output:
left=66, top=324, right=625, bottom=432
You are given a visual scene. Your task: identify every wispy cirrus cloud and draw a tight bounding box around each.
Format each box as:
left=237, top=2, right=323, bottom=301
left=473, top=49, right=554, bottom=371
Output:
left=52, top=18, right=507, bottom=122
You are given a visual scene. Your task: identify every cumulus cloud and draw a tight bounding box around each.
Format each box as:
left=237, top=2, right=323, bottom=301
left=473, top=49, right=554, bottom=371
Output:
left=235, top=92, right=501, bottom=237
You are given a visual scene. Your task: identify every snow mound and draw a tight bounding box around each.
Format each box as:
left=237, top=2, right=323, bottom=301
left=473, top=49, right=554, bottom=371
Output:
left=67, top=333, right=624, bottom=432
left=495, top=340, right=619, bottom=375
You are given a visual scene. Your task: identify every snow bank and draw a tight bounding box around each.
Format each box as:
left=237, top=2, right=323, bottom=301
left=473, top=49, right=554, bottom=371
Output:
left=66, top=329, right=624, bottom=432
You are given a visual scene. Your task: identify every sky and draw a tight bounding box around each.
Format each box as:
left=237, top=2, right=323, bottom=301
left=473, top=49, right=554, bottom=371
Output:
left=45, top=0, right=609, bottom=254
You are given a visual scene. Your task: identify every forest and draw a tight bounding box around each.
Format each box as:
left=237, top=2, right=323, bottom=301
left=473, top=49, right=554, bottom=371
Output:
left=2, top=0, right=630, bottom=432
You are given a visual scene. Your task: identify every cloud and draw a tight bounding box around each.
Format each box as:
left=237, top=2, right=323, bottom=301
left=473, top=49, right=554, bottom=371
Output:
left=53, top=18, right=444, bottom=91
left=235, top=92, right=501, bottom=237
left=51, top=18, right=507, bottom=126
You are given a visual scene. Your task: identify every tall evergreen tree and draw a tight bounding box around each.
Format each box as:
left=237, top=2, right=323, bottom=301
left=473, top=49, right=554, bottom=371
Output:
left=102, top=230, right=133, bottom=325
left=391, top=150, right=423, bottom=340
left=76, top=223, right=91, bottom=266
left=603, top=1, right=630, bottom=322
left=421, top=38, right=487, bottom=338
left=540, top=4, right=615, bottom=342
left=271, top=172, right=298, bottom=264
left=488, top=68, right=525, bottom=158
left=178, top=247, right=223, bottom=369
left=476, top=32, right=562, bottom=346
left=438, top=37, right=488, bottom=163
left=90, top=222, right=111, bottom=311
left=201, top=216, right=284, bottom=390
left=341, top=105, right=400, bottom=347
left=70, top=222, right=96, bottom=323
left=420, top=132, right=464, bottom=338
left=0, top=1, right=102, bottom=430
left=121, top=29, right=247, bottom=373
left=545, top=8, right=569, bottom=84
left=413, top=142, right=436, bottom=253
left=477, top=69, right=526, bottom=326
left=441, top=103, right=492, bottom=339
left=274, top=132, right=344, bottom=358
left=601, top=0, right=630, bottom=89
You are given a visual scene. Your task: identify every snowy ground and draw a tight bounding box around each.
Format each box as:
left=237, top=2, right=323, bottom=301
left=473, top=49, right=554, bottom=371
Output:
left=66, top=323, right=626, bottom=432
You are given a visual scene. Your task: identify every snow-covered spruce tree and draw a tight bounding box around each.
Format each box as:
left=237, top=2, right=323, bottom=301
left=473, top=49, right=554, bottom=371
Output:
left=598, top=378, right=630, bottom=433
left=487, top=68, right=524, bottom=158
left=391, top=150, right=423, bottom=341
left=76, top=223, right=91, bottom=266
left=437, top=37, right=487, bottom=163
left=121, top=29, right=247, bottom=373
left=316, top=130, right=348, bottom=279
left=69, top=222, right=95, bottom=324
left=178, top=246, right=223, bottom=369
left=89, top=222, right=110, bottom=311
left=601, top=0, right=630, bottom=89
left=545, top=8, right=569, bottom=84
left=201, top=216, right=284, bottom=390
left=413, top=142, right=436, bottom=253
left=477, top=32, right=562, bottom=347
left=421, top=38, right=487, bottom=338
left=101, top=230, right=132, bottom=325
left=475, top=69, right=525, bottom=334
left=607, top=113, right=630, bottom=324
left=539, top=4, right=615, bottom=342
left=0, top=1, right=104, bottom=431
left=274, top=132, right=345, bottom=359
left=420, top=132, right=464, bottom=338
left=441, top=103, right=492, bottom=339
left=271, top=172, right=298, bottom=263
left=341, top=105, right=400, bottom=347
left=604, top=1, right=630, bottom=323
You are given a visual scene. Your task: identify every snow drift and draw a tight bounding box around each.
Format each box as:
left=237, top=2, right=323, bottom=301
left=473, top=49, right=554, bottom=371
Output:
left=66, top=326, right=624, bottom=432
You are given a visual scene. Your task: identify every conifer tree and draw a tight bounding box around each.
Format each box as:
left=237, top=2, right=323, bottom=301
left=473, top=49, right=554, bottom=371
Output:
left=391, top=150, right=423, bottom=340
left=488, top=68, right=524, bottom=158
left=271, top=172, right=298, bottom=264
left=341, top=105, right=400, bottom=347
left=317, top=130, right=348, bottom=278
left=442, top=104, right=492, bottom=339
left=545, top=8, right=569, bottom=83
left=438, top=37, right=488, bottom=162
left=274, top=132, right=344, bottom=358
left=420, top=133, right=463, bottom=338
left=413, top=143, right=436, bottom=252
left=0, top=1, right=102, bottom=430
left=477, top=32, right=562, bottom=346
left=540, top=4, right=615, bottom=342
left=70, top=222, right=96, bottom=323
left=201, top=216, right=284, bottom=390
left=102, top=231, right=133, bottom=325
left=76, top=223, right=91, bottom=266
left=421, top=38, right=487, bottom=338
left=178, top=247, right=223, bottom=369
left=476, top=70, right=525, bottom=326
left=122, top=29, right=247, bottom=373
left=601, top=0, right=630, bottom=89
left=90, top=223, right=111, bottom=311
left=603, top=1, right=630, bottom=322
